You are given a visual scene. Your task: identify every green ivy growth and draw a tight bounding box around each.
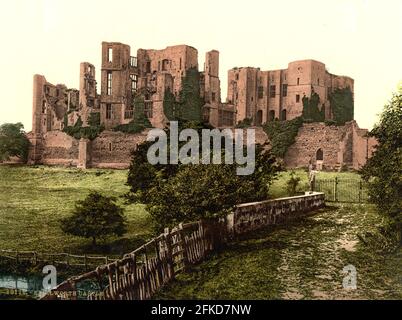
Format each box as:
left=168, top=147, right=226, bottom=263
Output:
left=113, top=96, right=152, bottom=134
left=63, top=114, right=104, bottom=140
left=236, top=118, right=253, bottom=128
left=302, top=92, right=325, bottom=122
left=163, top=68, right=203, bottom=122
left=329, top=87, right=354, bottom=125
left=263, top=117, right=304, bottom=158
left=88, top=112, right=101, bottom=127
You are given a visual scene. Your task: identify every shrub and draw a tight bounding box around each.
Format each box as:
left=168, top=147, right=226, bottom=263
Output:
left=286, top=171, right=301, bottom=196
left=61, top=192, right=127, bottom=246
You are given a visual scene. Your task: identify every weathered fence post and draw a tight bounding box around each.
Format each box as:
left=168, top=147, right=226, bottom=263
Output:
left=334, top=177, right=339, bottom=202
left=178, top=223, right=189, bottom=271
left=164, top=228, right=175, bottom=280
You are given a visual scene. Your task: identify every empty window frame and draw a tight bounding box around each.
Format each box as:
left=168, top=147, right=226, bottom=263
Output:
left=258, top=86, right=264, bottom=99
left=130, top=74, right=138, bottom=93
left=107, top=72, right=112, bottom=95
left=282, top=84, right=288, bottom=97
left=130, top=57, right=138, bottom=68
left=212, top=92, right=216, bottom=102
left=296, top=94, right=300, bottom=103
left=108, top=48, right=113, bottom=63
left=270, top=85, right=276, bottom=98
left=106, top=104, right=113, bottom=120
left=144, top=101, right=153, bottom=118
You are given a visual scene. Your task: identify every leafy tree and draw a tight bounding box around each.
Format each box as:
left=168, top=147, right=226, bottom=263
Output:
left=0, top=123, right=30, bottom=162
left=361, top=92, right=402, bottom=244
left=61, top=192, right=127, bottom=246
left=127, top=119, right=280, bottom=232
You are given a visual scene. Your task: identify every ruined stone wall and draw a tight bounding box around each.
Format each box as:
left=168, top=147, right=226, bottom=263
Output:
left=228, top=59, right=355, bottom=125
left=90, top=131, right=149, bottom=169
left=284, top=121, right=375, bottom=170
left=41, top=131, right=79, bottom=166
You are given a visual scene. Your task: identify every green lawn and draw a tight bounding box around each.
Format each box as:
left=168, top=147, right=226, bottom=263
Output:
left=156, top=204, right=401, bottom=300
left=268, top=169, right=361, bottom=199
left=0, top=166, right=363, bottom=255
left=0, top=165, right=151, bottom=255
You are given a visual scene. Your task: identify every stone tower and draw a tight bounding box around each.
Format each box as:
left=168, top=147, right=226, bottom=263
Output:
left=79, top=62, right=98, bottom=126
left=100, top=42, right=138, bottom=129
left=203, top=50, right=221, bottom=127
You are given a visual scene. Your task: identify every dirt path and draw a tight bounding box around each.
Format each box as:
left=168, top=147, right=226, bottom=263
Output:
left=156, top=204, right=401, bottom=300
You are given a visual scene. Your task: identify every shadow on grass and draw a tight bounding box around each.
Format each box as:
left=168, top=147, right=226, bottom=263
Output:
left=65, top=234, right=149, bottom=256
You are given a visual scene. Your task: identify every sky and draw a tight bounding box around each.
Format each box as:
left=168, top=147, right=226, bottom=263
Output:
left=0, top=0, right=401, bottom=131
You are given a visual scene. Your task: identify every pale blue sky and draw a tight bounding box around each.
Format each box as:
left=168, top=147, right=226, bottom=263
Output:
left=0, top=0, right=401, bottom=130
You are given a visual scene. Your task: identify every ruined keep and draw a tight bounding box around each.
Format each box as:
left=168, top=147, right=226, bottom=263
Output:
left=227, top=60, right=354, bottom=125
left=28, top=41, right=375, bottom=170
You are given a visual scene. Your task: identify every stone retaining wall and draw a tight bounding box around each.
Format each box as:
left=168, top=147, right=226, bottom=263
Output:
left=227, top=192, right=325, bottom=236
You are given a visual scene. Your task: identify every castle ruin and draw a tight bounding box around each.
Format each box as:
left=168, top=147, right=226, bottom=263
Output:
left=28, top=41, right=376, bottom=170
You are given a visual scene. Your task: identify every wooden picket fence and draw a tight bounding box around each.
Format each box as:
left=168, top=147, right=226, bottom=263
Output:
left=44, top=220, right=220, bottom=300
left=41, top=192, right=325, bottom=300
left=0, top=249, right=117, bottom=268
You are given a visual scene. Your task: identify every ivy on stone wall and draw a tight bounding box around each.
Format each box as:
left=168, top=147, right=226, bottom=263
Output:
left=263, top=117, right=304, bottom=158
left=113, top=95, right=152, bottom=134
left=236, top=118, right=253, bottom=128
left=163, top=68, right=203, bottom=122
left=88, top=112, right=101, bottom=127
left=329, top=87, right=354, bottom=125
left=63, top=116, right=104, bottom=140
left=302, top=92, right=325, bottom=122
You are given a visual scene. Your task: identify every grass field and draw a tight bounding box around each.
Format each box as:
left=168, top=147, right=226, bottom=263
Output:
left=1, top=165, right=399, bottom=300
left=0, top=165, right=151, bottom=256
left=156, top=204, right=401, bottom=300
left=268, top=169, right=361, bottom=199
left=0, top=166, right=363, bottom=256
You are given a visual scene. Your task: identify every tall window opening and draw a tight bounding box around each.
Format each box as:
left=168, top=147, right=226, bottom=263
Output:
left=106, top=104, right=113, bottom=120
left=107, top=72, right=112, bottom=95
left=108, top=48, right=113, bottom=63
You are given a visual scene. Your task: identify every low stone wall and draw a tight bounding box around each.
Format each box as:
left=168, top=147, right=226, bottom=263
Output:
left=227, top=192, right=325, bottom=236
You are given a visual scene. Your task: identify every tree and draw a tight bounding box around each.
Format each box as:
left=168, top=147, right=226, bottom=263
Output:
left=61, top=192, right=127, bottom=246
left=361, top=92, right=402, bottom=244
left=0, top=123, right=30, bottom=162
left=127, top=119, right=280, bottom=232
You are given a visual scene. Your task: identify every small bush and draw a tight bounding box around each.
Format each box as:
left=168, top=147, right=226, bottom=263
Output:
left=286, top=171, right=301, bottom=196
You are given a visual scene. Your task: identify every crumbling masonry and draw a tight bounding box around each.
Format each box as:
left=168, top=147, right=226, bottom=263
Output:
left=28, top=41, right=376, bottom=170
